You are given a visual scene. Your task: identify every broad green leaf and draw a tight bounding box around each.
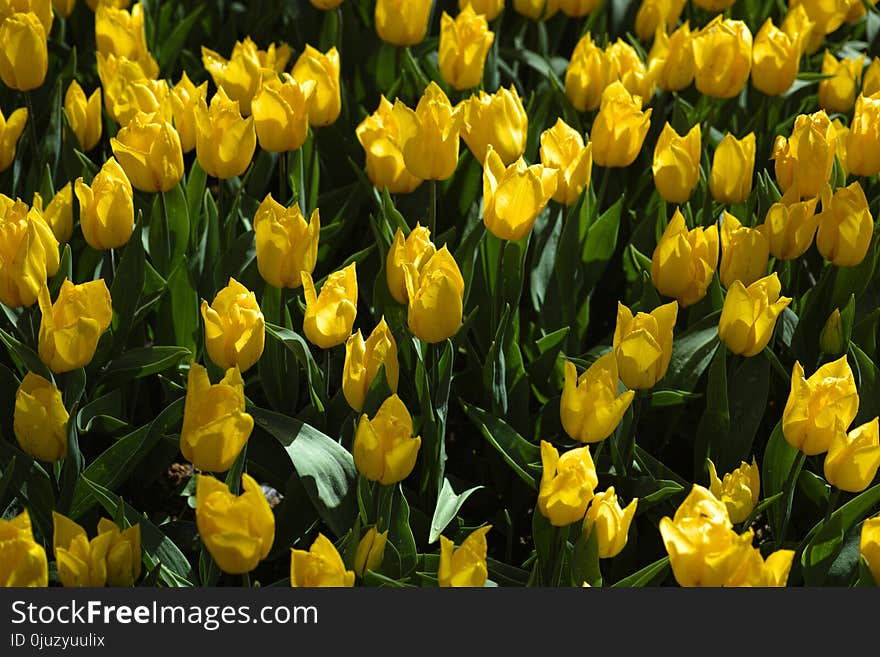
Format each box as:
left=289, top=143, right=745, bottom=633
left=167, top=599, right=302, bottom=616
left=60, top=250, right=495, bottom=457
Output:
left=429, top=478, right=483, bottom=543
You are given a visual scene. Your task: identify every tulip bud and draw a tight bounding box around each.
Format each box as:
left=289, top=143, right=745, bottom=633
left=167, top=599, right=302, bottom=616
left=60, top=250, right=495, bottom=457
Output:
left=252, top=74, right=315, bottom=153
left=513, top=0, right=559, bottom=20
left=538, top=441, right=598, bottom=526
left=38, top=279, right=112, bottom=373
left=74, top=157, right=135, bottom=250
left=290, top=533, right=354, bottom=587
left=634, top=0, right=686, bottom=42
left=170, top=72, right=208, bottom=154
left=691, top=17, right=752, bottom=99
left=291, top=45, right=341, bottom=127
left=343, top=318, right=400, bottom=412
left=539, top=119, right=592, bottom=206
left=32, top=184, right=73, bottom=246
left=354, top=394, right=421, bottom=485
left=772, top=110, right=837, bottom=200
left=201, top=278, right=265, bottom=373
left=386, top=224, right=435, bottom=304
left=302, top=263, right=358, bottom=349
left=52, top=512, right=113, bottom=587
left=438, top=525, right=491, bottom=587
left=64, top=81, right=102, bottom=153
left=197, top=473, right=275, bottom=575
left=181, top=362, right=253, bottom=473
left=194, top=88, right=256, bottom=180
left=13, top=372, right=68, bottom=462
left=439, top=7, right=495, bottom=91
left=482, top=147, right=557, bottom=242
left=460, top=86, right=528, bottom=167
left=0, top=11, right=48, bottom=91
left=606, top=39, right=655, bottom=103
left=591, top=82, right=652, bottom=168
left=613, top=300, right=678, bottom=390
left=818, top=51, right=865, bottom=114
left=652, top=123, right=701, bottom=204
left=393, top=82, right=464, bottom=181
left=560, top=355, right=634, bottom=444
left=565, top=32, right=609, bottom=112
left=816, top=182, right=874, bottom=267
left=751, top=19, right=802, bottom=96
left=783, top=356, right=859, bottom=455
left=719, top=212, right=769, bottom=289
left=719, top=273, right=791, bottom=357
left=96, top=52, right=170, bottom=126
left=824, top=418, right=880, bottom=493
left=847, top=93, right=880, bottom=177
left=459, top=0, right=504, bottom=21
left=762, top=190, right=820, bottom=261
left=95, top=2, right=157, bottom=77
left=110, top=111, right=184, bottom=193
left=819, top=305, right=851, bottom=357
left=403, top=246, right=465, bottom=343
left=356, top=96, right=424, bottom=194
left=707, top=458, right=760, bottom=524
left=709, top=133, right=755, bottom=206
left=354, top=527, right=388, bottom=578
left=651, top=209, right=719, bottom=308
left=860, top=516, right=880, bottom=584
left=96, top=518, right=141, bottom=586
left=253, top=194, right=320, bottom=289
left=647, top=23, right=694, bottom=92
left=583, top=487, right=637, bottom=558
left=0, top=106, right=27, bottom=173
left=375, top=0, right=431, bottom=45
left=0, top=510, right=48, bottom=587
left=0, top=196, right=55, bottom=308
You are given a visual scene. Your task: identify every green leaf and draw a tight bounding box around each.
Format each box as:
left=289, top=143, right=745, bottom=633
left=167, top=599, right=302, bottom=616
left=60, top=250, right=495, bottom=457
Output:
left=582, top=195, right=622, bottom=287
left=110, top=223, right=146, bottom=351
left=762, top=420, right=799, bottom=539
left=664, top=317, right=720, bottom=392
left=265, top=323, right=325, bottom=411
left=0, top=442, right=55, bottom=539
left=100, top=346, right=190, bottom=383
left=648, top=389, right=703, bottom=408
left=612, top=556, right=670, bottom=587
left=460, top=401, right=541, bottom=489
left=429, top=478, right=483, bottom=543
left=388, top=484, right=418, bottom=577
left=570, top=526, right=602, bottom=587
left=0, top=328, right=53, bottom=381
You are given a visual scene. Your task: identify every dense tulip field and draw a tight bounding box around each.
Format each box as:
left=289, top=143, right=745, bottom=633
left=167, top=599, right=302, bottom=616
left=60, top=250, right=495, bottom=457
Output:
left=1, top=0, right=880, bottom=589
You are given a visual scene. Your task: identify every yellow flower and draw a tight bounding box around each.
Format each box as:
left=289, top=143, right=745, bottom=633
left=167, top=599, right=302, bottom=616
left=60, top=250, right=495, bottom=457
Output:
left=0, top=11, right=48, bottom=91
left=560, top=355, right=634, bottom=444
left=393, top=82, right=464, bottom=181
left=96, top=518, right=141, bottom=586
left=583, top=487, right=637, bottom=558
left=33, top=183, right=73, bottom=244
left=38, top=279, right=112, bottom=373
left=0, top=0, right=53, bottom=33
left=200, top=277, right=265, bottom=373
left=459, top=86, right=528, bottom=167
left=86, top=0, right=133, bottom=9
left=0, top=105, right=27, bottom=173
left=692, top=0, right=734, bottom=10
left=459, top=0, right=504, bottom=21
left=0, top=196, right=55, bottom=308
left=404, top=246, right=465, bottom=343
left=781, top=4, right=817, bottom=53
left=847, top=93, right=880, bottom=178
left=253, top=193, right=320, bottom=289
left=772, top=110, right=837, bottom=200
left=789, top=0, right=850, bottom=50
left=751, top=18, right=803, bottom=96
left=110, top=111, right=184, bottom=193
left=439, top=7, right=495, bottom=91
left=818, top=51, right=865, bottom=113
left=783, top=356, right=859, bottom=456
left=650, top=209, right=719, bottom=308
left=762, top=190, right=819, bottom=261
left=375, top=0, right=432, bottom=45
left=816, top=182, right=874, bottom=267
left=302, top=262, right=358, bottom=349
left=310, top=0, right=344, bottom=8
left=252, top=73, right=315, bottom=153
left=590, top=81, right=652, bottom=168
left=719, top=273, right=791, bottom=357
left=860, top=516, right=880, bottom=584
left=564, top=32, right=609, bottom=112
left=719, top=212, right=769, bottom=289
left=634, top=0, right=686, bottom=42
left=196, top=473, right=275, bottom=575
left=538, top=441, right=598, bottom=526
left=343, top=317, right=400, bottom=413
left=513, top=0, right=559, bottom=20
left=356, top=96, right=424, bottom=195
left=722, top=539, right=795, bottom=586
left=74, top=156, right=134, bottom=250
left=170, top=72, right=208, bottom=154
left=863, top=57, right=880, bottom=97
left=291, top=45, right=341, bottom=127
left=709, top=133, right=755, bottom=206
left=194, top=87, right=256, bottom=180
left=0, top=510, right=48, bottom=587
left=353, top=394, right=421, bottom=485
left=438, top=525, right=491, bottom=587
left=707, top=458, right=760, bottom=524
left=652, top=123, right=701, bottom=204
left=606, top=38, right=655, bottom=103
left=691, top=17, right=753, bottom=99
left=353, top=527, right=388, bottom=578
left=201, top=36, right=291, bottom=116
left=13, top=372, right=68, bottom=462
left=290, top=533, right=354, bottom=587
left=386, top=224, right=435, bottom=304
left=612, top=300, right=678, bottom=390
left=95, top=52, right=169, bottom=126
left=831, top=118, right=850, bottom=178
left=181, top=362, right=253, bottom=473
left=64, top=80, right=102, bottom=153
left=51, top=0, right=76, bottom=17
left=539, top=119, right=592, bottom=206
left=824, top=418, right=880, bottom=493
left=52, top=512, right=112, bottom=587
left=94, top=2, right=157, bottom=77
left=647, top=22, right=693, bottom=92
left=482, top=147, right=557, bottom=242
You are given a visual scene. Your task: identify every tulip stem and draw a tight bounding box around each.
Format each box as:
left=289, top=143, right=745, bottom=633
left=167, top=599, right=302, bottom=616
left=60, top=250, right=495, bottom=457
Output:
left=777, top=451, right=806, bottom=550
left=546, top=525, right=565, bottom=587
left=278, top=152, right=289, bottom=204
left=595, top=166, right=610, bottom=214
left=428, top=179, right=437, bottom=240
left=324, top=349, right=331, bottom=401
left=241, top=572, right=251, bottom=588
left=493, top=239, right=506, bottom=332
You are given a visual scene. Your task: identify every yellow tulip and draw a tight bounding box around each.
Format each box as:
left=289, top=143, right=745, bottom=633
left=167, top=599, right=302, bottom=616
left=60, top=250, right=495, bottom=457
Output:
left=110, top=111, right=184, bottom=193
left=818, top=51, right=865, bottom=113
left=0, top=510, right=48, bottom=587
left=354, top=394, right=421, bottom=485
left=170, top=72, right=208, bottom=154
left=723, top=541, right=795, bottom=586
left=194, top=87, right=256, bottom=180
left=650, top=209, right=719, bottom=308
left=761, top=190, right=819, bottom=261
left=789, top=0, right=851, bottom=51
left=781, top=4, right=817, bottom=53
left=459, top=86, right=528, bottom=167
left=647, top=22, right=693, bottom=92
left=0, top=196, right=55, bottom=308
left=197, top=473, right=275, bottom=575
left=539, top=118, right=592, bottom=206
left=816, top=182, right=873, bottom=267
left=709, top=133, right=755, bottom=206
left=0, top=0, right=53, bottom=33
left=386, top=224, right=435, bottom=304
left=772, top=110, right=837, bottom=200
left=393, top=82, right=464, bottom=181
left=783, top=356, right=859, bottom=456
left=95, top=52, right=169, bottom=126
left=439, top=7, right=495, bottom=91
left=343, top=317, right=399, bottom=413
left=74, top=156, right=134, bottom=250
left=831, top=118, right=850, bottom=179
left=692, top=0, right=734, bottom=10
left=438, top=525, right=491, bottom=587
left=538, top=441, right=598, bottom=526
left=404, top=246, right=465, bottom=343
left=252, top=73, right=315, bottom=153
left=375, top=0, right=431, bottom=45
left=94, top=2, right=157, bottom=77
left=253, top=193, right=320, bottom=289
left=590, top=81, right=652, bottom=168
left=847, top=93, right=880, bottom=177
left=353, top=527, right=388, bottom=578
left=291, top=45, right=341, bottom=127
left=33, top=182, right=73, bottom=244
left=0, top=11, right=48, bottom=91
left=560, top=355, right=634, bottom=444
left=64, top=80, right=102, bottom=152
left=606, top=39, right=655, bottom=103
left=558, top=0, right=599, bottom=14
left=691, top=17, right=753, bottom=99
left=13, top=372, right=68, bottom=462
left=860, top=516, right=880, bottom=584
left=38, top=279, right=112, bottom=373
left=0, top=105, right=27, bottom=173
left=200, top=277, right=265, bottom=373
left=356, top=96, right=423, bottom=195
left=52, top=512, right=113, bottom=587
left=634, top=0, right=686, bottom=42
left=751, top=18, right=803, bottom=96
left=719, top=273, right=791, bottom=358
left=564, top=32, right=609, bottom=112
left=513, top=0, right=559, bottom=20
left=612, top=300, right=678, bottom=390
left=482, top=147, right=557, bottom=242
left=302, top=262, right=358, bottom=349
left=86, top=0, right=133, bottom=9
left=719, top=212, right=769, bottom=289
left=707, top=458, right=760, bottom=525
left=51, top=0, right=76, bottom=17
left=824, top=418, right=880, bottom=493
left=290, top=533, right=354, bottom=587
left=652, top=123, right=701, bottom=204
left=96, top=518, right=141, bottom=586
left=310, top=0, right=344, bottom=8
left=459, top=0, right=504, bottom=21
left=180, top=362, right=253, bottom=473
left=583, top=487, right=637, bottom=558
left=863, top=57, right=880, bottom=97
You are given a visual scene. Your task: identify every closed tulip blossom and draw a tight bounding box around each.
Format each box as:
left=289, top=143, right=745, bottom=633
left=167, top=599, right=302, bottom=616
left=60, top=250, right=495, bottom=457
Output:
left=96, top=53, right=170, bottom=126
left=634, top=0, right=686, bottom=41
left=751, top=19, right=803, bottom=96
left=170, top=72, right=207, bottom=154
left=539, top=119, right=592, bottom=206
left=783, top=356, right=859, bottom=456
left=824, top=418, right=880, bottom=493
left=781, top=3, right=818, bottom=52
left=393, top=82, right=464, bottom=181
left=13, top=373, right=68, bottom=462
left=707, top=458, right=760, bottom=524
left=64, top=81, right=102, bottom=152
left=253, top=194, right=320, bottom=289
left=560, top=354, right=634, bottom=444
left=38, top=279, right=112, bottom=373
left=591, top=82, right=652, bottom=168
left=820, top=308, right=847, bottom=357
left=386, top=225, right=435, bottom=304
left=375, top=0, right=431, bottom=46
left=559, top=0, right=600, bottom=15
left=691, top=17, right=753, bottom=99
left=762, top=190, right=820, bottom=260
left=538, top=441, right=598, bottom=526
left=583, top=487, right=638, bottom=558
left=290, top=533, right=354, bottom=587
left=482, top=147, right=557, bottom=242
left=647, top=23, right=694, bottom=92
left=772, top=110, right=837, bottom=200
left=196, top=474, right=275, bottom=575
left=52, top=513, right=141, bottom=587
left=613, top=300, right=678, bottom=390
left=439, top=7, right=495, bottom=91
left=459, top=86, right=528, bottom=166
left=818, top=51, right=864, bottom=113
left=651, top=209, right=719, bottom=308
left=0, top=11, right=48, bottom=91
left=0, top=0, right=53, bottom=33
left=0, top=196, right=57, bottom=308
left=354, top=527, right=388, bottom=578
left=110, top=111, right=184, bottom=193
left=816, top=182, right=873, bottom=267
left=97, top=518, right=142, bottom=587
left=790, top=0, right=848, bottom=50
left=438, top=525, right=491, bottom=587
left=302, top=262, right=358, bottom=349
left=343, top=317, right=400, bottom=412
left=353, top=394, right=421, bottom=485
left=356, top=96, right=423, bottom=194
left=0, top=510, right=48, bottom=587
left=0, top=105, right=27, bottom=173
left=404, top=246, right=465, bottom=343
left=74, top=157, right=134, bottom=250
left=201, top=278, right=265, bottom=373
left=709, top=133, right=755, bottom=205
left=864, top=57, right=880, bottom=97
left=252, top=74, right=315, bottom=153
left=291, top=45, right=341, bottom=127
left=719, top=212, right=769, bottom=289
left=194, top=87, right=256, bottom=180
left=719, top=273, right=791, bottom=357
left=830, top=118, right=850, bottom=177
left=180, top=362, right=253, bottom=473
left=513, top=0, right=560, bottom=19
left=565, top=32, right=609, bottom=112
left=606, top=39, right=655, bottom=103
left=652, top=123, right=701, bottom=204
left=860, top=516, right=880, bottom=584
left=310, top=0, right=344, bottom=8
left=458, top=0, right=504, bottom=21
left=94, top=2, right=157, bottom=77
left=33, top=182, right=73, bottom=244
left=846, top=94, right=880, bottom=177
